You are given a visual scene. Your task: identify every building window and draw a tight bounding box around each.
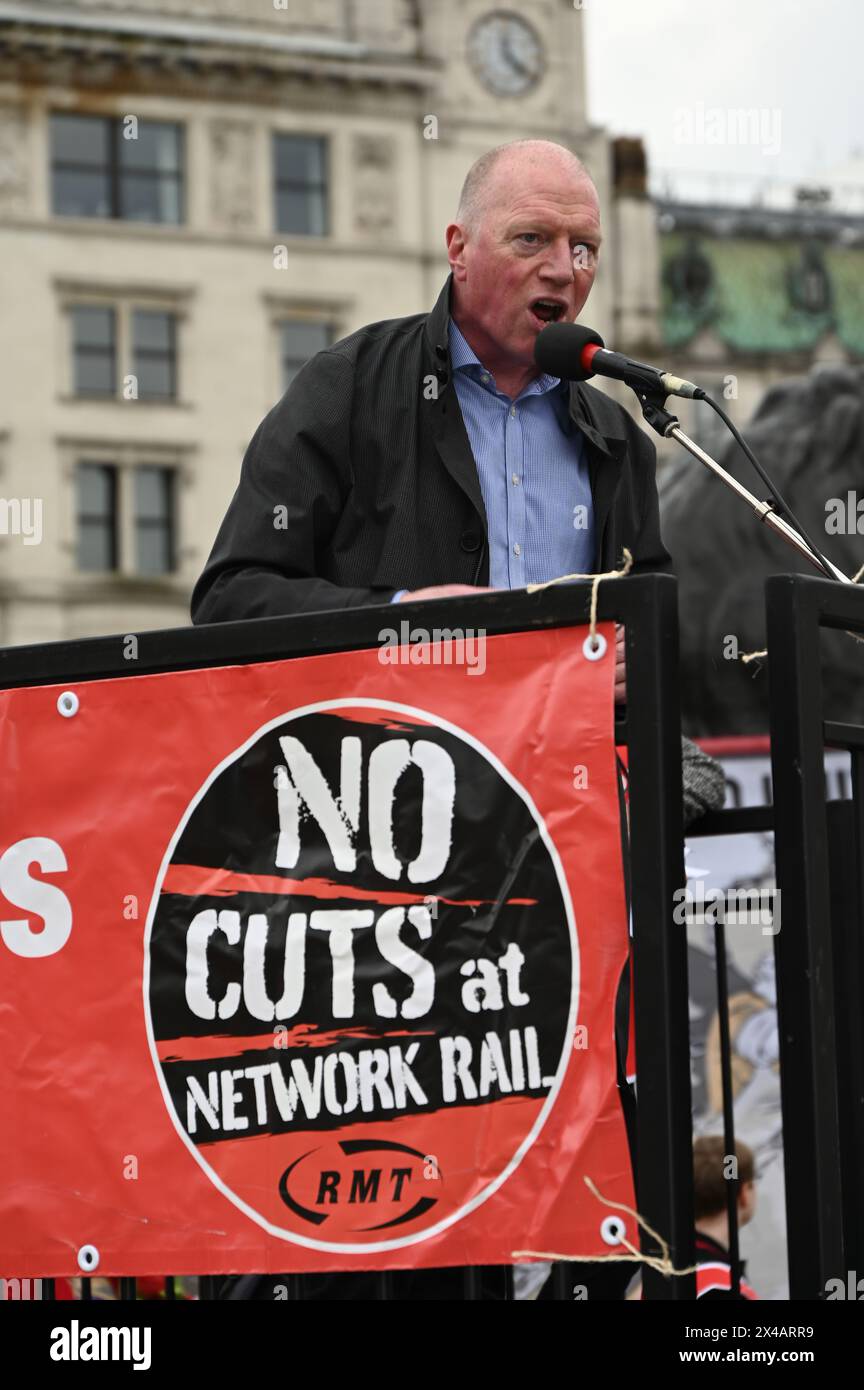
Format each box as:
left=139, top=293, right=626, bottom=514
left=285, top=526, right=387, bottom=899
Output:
left=273, top=135, right=328, bottom=236
left=51, top=115, right=112, bottom=219
left=71, top=306, right=117, bottom=398
left=76, top=462, right=118, bottom=571
left=75, top=462, right=177, bottom=575
left=281, top=320, right=334, bottom=390
left=135, top=465, right=175, bottom=574
left=66, top=301, right=180, bottom=402
left=132, top=311, right=177, bottom=400
left=51, top=114, right=184, bottom=224
left=120, top=121, right=184, bottom=224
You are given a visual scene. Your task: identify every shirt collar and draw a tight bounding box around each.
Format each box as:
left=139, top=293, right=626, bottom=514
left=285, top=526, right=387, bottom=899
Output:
left=428, top=277, right=625, bottom=455
left=448, top=317, right=565, bottom=400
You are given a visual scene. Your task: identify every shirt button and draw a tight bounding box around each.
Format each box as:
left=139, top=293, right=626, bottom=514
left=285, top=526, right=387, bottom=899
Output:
left=511, top=473, right=520, bottom=485
left=481, top=373, right=490, bottom=384
left=513, top=543, right=521, bottom=557
left=509, top=405, right=516, bottom=417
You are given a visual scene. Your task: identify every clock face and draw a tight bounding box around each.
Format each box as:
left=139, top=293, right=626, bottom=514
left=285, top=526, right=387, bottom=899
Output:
left=467, top=11, right=546, bottom=97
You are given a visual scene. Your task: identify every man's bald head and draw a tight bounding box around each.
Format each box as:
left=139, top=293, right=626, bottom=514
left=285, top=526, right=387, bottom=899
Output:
left=445, top=138, right=602, bottom=397
left=456, top=139, right=594, bottom=234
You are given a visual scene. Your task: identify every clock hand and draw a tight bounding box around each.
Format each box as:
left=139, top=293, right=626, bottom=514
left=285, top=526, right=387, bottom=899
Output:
left=501, top=33, right=532, bottom=77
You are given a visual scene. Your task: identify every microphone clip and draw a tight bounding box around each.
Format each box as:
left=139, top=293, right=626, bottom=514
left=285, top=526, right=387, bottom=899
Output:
left=632, top=382, right=680, bottom=439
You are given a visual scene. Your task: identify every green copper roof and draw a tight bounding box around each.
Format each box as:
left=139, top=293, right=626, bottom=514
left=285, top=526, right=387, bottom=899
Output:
left=660, top=232, right=864, bottom=355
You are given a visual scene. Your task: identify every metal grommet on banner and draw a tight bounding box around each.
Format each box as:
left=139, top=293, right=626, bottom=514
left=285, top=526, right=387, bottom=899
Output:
left=514, top=1177, right=702, bottom=1278
left=57, top=691, right=79, bottom=718
left=526, top=548, right=633, bottom=664
left=601, top=1215, right=627, bottom=1246
left=582, top=632, right=607, bottom=662
left=77, top=1244, right=99, bottom=1272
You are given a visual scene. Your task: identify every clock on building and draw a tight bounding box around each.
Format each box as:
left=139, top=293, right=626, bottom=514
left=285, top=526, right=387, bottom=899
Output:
left=466, top=11, right=546, bottom=96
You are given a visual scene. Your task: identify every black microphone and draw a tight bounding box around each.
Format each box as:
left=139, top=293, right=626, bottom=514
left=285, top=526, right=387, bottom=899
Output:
left=535, top=323, right=703, bottom=400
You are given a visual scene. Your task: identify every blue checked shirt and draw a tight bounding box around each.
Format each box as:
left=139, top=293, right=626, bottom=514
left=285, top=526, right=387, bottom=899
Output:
left=392, top=318, right=594, bottom=600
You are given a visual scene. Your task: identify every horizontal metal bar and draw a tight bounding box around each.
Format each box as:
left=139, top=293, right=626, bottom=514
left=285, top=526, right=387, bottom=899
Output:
left=688, top=806, right=774, bottom=836
left=0, top=575, right=676, bottom=692
left=824, top=721, right=864, bottom=750
left=691, top=805, right=850, bottom=846
left=766, top=573, right=864, bottom=632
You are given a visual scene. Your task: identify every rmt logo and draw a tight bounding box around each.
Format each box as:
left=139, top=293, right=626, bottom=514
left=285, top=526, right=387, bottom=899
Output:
left=280, top=1139, right=439, bottom=1232
left=317, top=1166, right=413, bottom=1205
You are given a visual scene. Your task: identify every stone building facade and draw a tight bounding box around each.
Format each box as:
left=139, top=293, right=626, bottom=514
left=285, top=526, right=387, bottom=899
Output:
left=0, top=1, right=859, bottom=646
left=0, top=0, right=621, bottom=645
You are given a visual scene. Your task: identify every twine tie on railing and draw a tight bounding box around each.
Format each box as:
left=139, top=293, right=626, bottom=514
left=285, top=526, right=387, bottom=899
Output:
left=741, top=559, right=864, bottom=665
left=527, top=548, right=634, bottom=652
left=512, top=1175, right=700, bottom=1279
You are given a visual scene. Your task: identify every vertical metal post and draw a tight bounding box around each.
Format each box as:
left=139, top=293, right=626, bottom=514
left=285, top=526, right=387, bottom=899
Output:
left=847, top=749, right=864, bottom=1272
left=826, top=795, right=864, bottom=1275
left=625, top=576, right=695, bottom=1299
left=766, top=576, right=845, bottom=1298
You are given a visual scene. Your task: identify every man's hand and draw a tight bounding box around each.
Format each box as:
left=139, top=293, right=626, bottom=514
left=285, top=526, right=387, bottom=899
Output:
left=396, top=585, right=496, bottom=602
left=615, top=623, right=626, bottom=705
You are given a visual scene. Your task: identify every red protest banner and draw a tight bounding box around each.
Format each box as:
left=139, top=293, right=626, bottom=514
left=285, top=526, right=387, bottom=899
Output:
left=0, top=622, right=634, bottom=1277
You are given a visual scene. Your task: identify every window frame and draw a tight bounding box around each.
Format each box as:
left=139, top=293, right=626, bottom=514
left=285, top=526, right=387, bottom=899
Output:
left=272, top=133, right=330, bottom=238
left=50, top=112, right=185, bottom=226
left=262, top=292, right=349, bottom=406
left=59, top=440, right=194, bottom=585
left=279, top=317, right=336, bottom=392
left=58, top=286, right=190, bottom=405
left=133, top=463, right=177, bottom=576
left=131, top=309, right=179, bottom=402
left=75, top=459, right=119, bottom=574
left=70, top=304, right=118, bottom=400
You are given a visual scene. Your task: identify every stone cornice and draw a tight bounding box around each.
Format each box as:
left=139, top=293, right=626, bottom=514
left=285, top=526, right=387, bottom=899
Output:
left=0, top=6, right=439, bottom=91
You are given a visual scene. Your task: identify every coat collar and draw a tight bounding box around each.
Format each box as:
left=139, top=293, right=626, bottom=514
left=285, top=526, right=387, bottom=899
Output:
left=425, top=275, right=627, bottom=456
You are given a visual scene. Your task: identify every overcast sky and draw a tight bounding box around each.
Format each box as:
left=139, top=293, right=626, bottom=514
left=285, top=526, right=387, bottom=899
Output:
left=583, top=0, right=864, bottom=192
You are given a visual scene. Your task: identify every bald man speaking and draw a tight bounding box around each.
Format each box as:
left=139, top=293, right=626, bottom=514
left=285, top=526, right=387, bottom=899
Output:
left=191, top=139, right=671, bottom=643
left=191, top=142, right=670, bottom=1300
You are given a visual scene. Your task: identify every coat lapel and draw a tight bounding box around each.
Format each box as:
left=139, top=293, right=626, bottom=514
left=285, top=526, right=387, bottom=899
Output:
left=569, top=382, right=627, bottom=569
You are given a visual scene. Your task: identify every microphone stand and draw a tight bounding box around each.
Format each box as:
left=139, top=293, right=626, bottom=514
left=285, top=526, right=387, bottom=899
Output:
left=638, top=392, right=852, bottom=585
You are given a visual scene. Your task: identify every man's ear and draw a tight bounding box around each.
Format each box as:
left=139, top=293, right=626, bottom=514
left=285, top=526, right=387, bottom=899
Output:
left=446, top=222, right=469, bottom=281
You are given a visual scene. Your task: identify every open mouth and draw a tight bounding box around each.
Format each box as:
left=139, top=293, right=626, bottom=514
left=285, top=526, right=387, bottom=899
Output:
left=529, top=299, right=566, bottom=326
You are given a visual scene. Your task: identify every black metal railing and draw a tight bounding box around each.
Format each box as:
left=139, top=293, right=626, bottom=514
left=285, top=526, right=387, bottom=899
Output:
left=766, top=574, right=864, bottom=1301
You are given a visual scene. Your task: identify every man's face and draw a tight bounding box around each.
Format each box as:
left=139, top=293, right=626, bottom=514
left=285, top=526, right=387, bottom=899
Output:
left=447, top=162, right=602, bottom=374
